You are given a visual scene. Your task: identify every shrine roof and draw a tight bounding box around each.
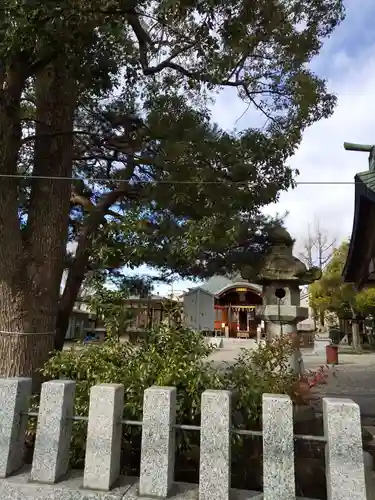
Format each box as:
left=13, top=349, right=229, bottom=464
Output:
left=343, top=169, right=375, bottom=285
left=184, top=275, right=262, bottom=297
left=357, top=170, right=375, bottom=191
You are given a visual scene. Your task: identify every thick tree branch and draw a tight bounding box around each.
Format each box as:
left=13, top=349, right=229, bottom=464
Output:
left=123, top=9, right=245, bottom=87
left=70, top=193, right=125, bottom=220
left=0, top=63, right=5, bottom=91
left=21, top=129, right=101, bottom=145
left=56, top=161, right=138, bottom=349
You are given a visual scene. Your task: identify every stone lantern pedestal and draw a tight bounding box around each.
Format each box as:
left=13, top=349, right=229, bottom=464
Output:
left=257, top=296, right=309, bottom=374
left=261, top=305, right=308, bottom=337
left=241, top=225, right=322, bottom=375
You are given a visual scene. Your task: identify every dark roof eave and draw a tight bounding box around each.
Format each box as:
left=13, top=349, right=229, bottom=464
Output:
left=343, top=173, right=375, bottom=283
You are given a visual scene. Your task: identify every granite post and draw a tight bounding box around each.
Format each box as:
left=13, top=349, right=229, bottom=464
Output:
left=259, top=300, right=308, bottom=374
left=83, top=384, right=124, bottom=491
left=199, top=390, right=231, bottom=500
left=323, top=397, right=366, bottom=500
left=139, top=386, right=176, bottom=498
left=262, top=394, right=295, bottom=500
left=0, top=377, right=32, bottom=478
left=31, top=380, right=76, bottom=484
left=0, top=377, right=370, bottom=500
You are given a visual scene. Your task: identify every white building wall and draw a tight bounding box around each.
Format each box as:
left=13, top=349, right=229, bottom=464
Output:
left=297, top=288, right=316, bottom=331
left=183, top=289, right=215, bottom=331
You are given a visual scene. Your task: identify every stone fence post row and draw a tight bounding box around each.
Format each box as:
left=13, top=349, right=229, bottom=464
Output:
left=0, top=378, right=367, bottom=500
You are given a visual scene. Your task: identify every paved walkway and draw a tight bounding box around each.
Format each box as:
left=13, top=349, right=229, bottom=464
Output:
left=304, top=351, right=375, bottom=417
left=208, top=342, right=375, bottom=416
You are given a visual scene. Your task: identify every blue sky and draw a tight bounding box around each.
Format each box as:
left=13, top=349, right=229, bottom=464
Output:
left=133, top=0, right=375, bottom=297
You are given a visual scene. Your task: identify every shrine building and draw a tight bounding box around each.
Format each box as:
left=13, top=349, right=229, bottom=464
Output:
left=183, top=275, right=262, bottom=338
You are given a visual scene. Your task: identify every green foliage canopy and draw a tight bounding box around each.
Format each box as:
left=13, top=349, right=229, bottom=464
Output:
left=0, top=0, right=346, bottom=371
left=309, top=240, right=375, bottom=318
left=4, top=0, right=345, bottom=283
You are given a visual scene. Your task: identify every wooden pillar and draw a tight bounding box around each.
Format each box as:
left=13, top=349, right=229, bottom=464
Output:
left=227, top=307, right=231, bottom=338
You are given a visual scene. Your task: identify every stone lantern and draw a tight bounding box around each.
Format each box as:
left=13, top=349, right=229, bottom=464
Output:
left=241, top=226, right=321, bottom=373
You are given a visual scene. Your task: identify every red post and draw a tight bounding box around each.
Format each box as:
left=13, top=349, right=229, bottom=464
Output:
left=326, top=344, right=339, bottom=365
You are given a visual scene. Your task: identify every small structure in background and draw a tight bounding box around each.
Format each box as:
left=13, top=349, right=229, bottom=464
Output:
left=65, top=300, right=96, bottom=341
left=120, top=295, right=174, bottom=332
left=183, top=273, right=316, bottom=343
left=67, top=294, right=179, bottom=343
left=298, top=288, right=316, bottom=332
left=183, top=275, right=263, bottom=338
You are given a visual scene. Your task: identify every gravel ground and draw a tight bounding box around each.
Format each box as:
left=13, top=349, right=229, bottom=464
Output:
left=208, top=343, right=375, bottom=417
left=306, top=351, right=375, bottom=418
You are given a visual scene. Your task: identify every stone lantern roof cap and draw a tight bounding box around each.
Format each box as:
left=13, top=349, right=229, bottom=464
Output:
left=241, top=225, right=322, bottom=285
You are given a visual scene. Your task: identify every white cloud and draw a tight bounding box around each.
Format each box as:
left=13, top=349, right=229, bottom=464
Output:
left=262, top=46, right=375, bottom=249
left=209, top=4, right=375, bottom=255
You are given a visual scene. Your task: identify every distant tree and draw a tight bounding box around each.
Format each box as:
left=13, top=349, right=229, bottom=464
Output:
left=355, top=288, right=375, bottom=319
left=299, top=218, right=336, bottom=269
left=299, top=218, right=337, bottom=329
left=309, top=241, right=363, bottom=350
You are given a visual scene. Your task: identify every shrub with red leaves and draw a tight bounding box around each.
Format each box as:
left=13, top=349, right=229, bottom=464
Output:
left=294, top=365, right=333, bottom=405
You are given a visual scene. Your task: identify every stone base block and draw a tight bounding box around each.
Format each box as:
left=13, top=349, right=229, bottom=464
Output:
left=258, top=305, right=308, bottom=324
left=0, top=468, right=316, bottom=500
left=0, top=468, right=132, bottom=500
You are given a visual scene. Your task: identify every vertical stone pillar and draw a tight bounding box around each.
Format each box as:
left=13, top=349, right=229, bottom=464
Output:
left=31, top=380, right=76, bottom=483
left=139, top=386, right=176, bottom=498
left=83, top=384, right=124, bottom=490
left=199, top=390, right=231, bottom=500
left=259, top=295, right=307, bottom=374
left=323, top=397, right=366, bottom=500
left=0, top=378, right=32, bottom=478
left=262, top=394, right=295, bottom=500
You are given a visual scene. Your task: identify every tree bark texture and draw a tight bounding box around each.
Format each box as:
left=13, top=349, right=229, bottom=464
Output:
left=0, top=63, right=31, bottom=369
left=0, top=60, right=78, bottom=380
left=0, top=333, right=55, bottom=391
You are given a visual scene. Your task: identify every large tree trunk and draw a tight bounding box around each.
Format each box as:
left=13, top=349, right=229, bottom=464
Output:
left=0, top=63, right=38, bottom=378
left=0, top=60, right=78, bottom=381
left=318, top=309, right=325, bottom=330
